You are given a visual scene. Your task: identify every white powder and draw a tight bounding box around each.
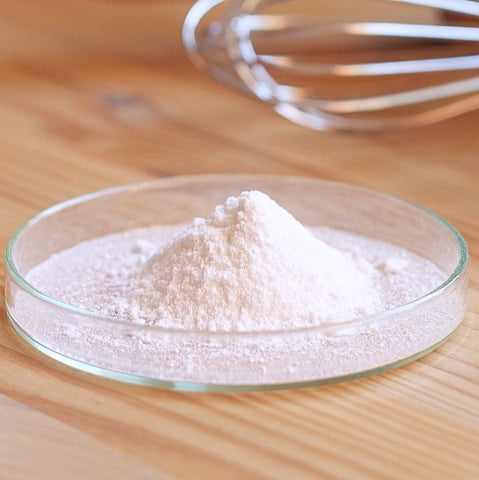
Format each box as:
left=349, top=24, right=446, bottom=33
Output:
left=129, top=190, right=380, bottom=331
left=20, top=190, right=455, bottom=386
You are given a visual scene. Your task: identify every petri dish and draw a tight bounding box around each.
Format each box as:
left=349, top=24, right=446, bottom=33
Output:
left=4, top=175, right=469, bottom=391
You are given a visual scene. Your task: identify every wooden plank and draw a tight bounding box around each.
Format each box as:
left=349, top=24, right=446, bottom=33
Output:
left=0, top=393, right=167, bottom=480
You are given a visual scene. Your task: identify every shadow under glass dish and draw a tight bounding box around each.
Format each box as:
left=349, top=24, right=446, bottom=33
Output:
left=4, top=175, right=468, bottom=391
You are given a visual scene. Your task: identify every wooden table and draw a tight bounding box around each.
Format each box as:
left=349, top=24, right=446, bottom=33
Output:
left=0, top=2, right=478, bottom=478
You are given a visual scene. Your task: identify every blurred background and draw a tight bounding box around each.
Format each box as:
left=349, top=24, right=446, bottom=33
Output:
left=0, top=0, right=191, bottom=61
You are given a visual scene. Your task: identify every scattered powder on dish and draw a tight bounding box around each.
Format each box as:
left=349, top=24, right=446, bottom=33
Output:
left=27, top=190, right=444, bottom=331
left=22, top=190, right=451, bottom=384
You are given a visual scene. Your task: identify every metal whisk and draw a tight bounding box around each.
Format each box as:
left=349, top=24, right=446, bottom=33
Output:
left=183, top=0, right=479, bottom=131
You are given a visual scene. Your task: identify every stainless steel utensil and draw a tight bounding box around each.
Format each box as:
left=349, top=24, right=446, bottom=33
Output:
left=183, top=0, right=479, bottom=131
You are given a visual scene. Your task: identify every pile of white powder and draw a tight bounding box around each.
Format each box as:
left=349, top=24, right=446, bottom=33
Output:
left=27, top=190, right=444, bottom=333
left=130, top=190, right=381, bottom=331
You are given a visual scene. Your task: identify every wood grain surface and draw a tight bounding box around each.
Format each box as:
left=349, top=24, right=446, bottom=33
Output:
left=0, top=2, right=478, bottom=479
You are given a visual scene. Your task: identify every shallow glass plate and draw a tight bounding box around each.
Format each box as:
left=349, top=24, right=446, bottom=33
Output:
left=4, top=175, right=469, bottom=391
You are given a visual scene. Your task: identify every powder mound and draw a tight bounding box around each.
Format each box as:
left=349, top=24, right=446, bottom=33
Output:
left=128, top=191, right=381, bottom=332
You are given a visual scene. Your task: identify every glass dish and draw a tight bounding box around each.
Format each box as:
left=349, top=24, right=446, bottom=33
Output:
left=4, top=175, right=469, bottom=391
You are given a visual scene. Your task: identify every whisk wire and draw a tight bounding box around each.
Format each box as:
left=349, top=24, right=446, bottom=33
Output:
left=183, top=0, right=479, bottom=130
left=259, top=54, right=479, bottom=76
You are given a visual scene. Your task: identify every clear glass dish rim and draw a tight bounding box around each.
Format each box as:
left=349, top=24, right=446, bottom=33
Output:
left=4, top=173, right=469, bottom=340
left=5, top=317, right=458, bottom=391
